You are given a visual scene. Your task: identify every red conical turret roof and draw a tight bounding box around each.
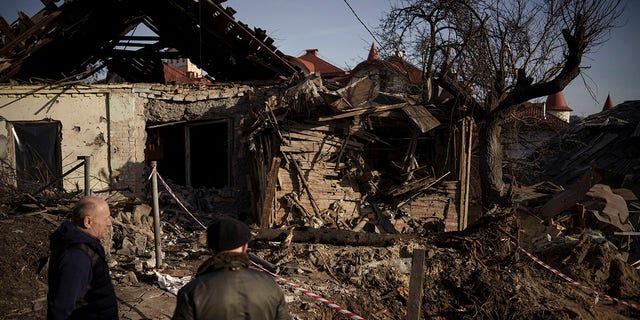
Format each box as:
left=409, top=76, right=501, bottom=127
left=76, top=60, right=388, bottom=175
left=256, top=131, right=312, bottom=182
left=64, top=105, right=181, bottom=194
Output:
left=367, top=42, right=380, bottom=61
left=545, top=91, right=573, bottom=111
left=602, top=94, right=614, bottom=112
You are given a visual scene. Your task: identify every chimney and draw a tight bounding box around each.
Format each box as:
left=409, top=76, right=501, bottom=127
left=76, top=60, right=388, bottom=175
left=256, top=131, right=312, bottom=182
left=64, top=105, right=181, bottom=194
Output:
left=306, top=49, right=319, bottom=56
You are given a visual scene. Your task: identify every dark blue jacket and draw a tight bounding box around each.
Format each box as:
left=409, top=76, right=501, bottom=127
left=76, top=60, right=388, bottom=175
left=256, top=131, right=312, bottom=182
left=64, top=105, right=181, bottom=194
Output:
left=47, top=221, right=118, bottom=320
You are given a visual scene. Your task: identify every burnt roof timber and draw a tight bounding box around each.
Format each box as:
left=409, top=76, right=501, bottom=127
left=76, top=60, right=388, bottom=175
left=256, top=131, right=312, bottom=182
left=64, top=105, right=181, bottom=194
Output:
left=0, top=17, right=16, bottom=41
left=0, top=0, right=299, bottom=83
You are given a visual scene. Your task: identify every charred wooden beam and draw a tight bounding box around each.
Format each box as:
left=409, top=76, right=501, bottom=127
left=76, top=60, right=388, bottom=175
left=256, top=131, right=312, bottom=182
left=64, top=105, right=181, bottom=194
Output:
left=17, top=12, right=35, bottom=28
left=0, top=17, right=16, bottom=41
left=252, top=227, right=418, bottom=246
left=0, top=10, right=60, bottom=57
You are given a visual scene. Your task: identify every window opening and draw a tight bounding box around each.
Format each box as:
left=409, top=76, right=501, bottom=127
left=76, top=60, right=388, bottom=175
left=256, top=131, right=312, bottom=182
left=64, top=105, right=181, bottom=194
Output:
left=11, top=121, right=62, bottom=192
left=146, top=119, right=230, bottom=188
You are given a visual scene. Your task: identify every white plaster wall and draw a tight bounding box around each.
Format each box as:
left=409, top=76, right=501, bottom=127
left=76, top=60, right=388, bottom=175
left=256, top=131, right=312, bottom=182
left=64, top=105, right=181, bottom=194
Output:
left=107, top=90, right=147, bottom=193
left=0, top=85, right=143, bottom=193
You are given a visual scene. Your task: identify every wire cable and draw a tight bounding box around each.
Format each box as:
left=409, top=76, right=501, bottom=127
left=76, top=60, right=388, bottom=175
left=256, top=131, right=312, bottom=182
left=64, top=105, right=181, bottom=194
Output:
left=342, top=0, right=384, bottom=53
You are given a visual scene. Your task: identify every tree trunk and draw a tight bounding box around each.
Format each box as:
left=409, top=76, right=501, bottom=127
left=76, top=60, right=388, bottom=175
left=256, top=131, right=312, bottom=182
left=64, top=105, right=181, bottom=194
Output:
left=478, top=113, right=507, bottom=210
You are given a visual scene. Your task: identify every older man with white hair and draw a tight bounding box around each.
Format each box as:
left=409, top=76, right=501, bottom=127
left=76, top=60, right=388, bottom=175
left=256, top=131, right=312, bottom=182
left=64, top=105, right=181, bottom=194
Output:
left=47, top=196, right=118, bottom=320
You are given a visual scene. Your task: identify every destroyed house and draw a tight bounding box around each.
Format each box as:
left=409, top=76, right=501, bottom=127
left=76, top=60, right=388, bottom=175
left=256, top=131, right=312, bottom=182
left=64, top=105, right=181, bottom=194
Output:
left=0, top=0, right=475, bottom=234
left=502, top=99, right=570, bottom=182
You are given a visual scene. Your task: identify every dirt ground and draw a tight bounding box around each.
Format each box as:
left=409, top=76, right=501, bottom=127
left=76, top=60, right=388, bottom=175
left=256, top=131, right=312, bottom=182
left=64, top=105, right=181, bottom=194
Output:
left=2, top=201, right=640, bottom=320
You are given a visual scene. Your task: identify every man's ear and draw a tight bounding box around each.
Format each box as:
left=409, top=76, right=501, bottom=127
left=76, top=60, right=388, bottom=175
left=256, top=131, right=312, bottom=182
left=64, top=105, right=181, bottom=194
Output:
left=241, top=243, right=249, bottom=253
left=83, top=215, right=92, bottom=229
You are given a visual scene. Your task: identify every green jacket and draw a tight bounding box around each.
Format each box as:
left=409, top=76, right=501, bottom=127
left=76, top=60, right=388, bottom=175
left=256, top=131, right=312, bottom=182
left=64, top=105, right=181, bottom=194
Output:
left=172, top=252, right=291, bottom=320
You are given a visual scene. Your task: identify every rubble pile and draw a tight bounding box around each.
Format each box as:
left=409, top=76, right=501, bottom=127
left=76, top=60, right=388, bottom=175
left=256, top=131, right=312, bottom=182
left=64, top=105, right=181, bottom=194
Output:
left=3, top=202, right=640, bottom=319
left=537, top=100, right=640, bottom=189
left=511, top=101, right=640, bottom=266
left=1, top=98, right=639, bottom=319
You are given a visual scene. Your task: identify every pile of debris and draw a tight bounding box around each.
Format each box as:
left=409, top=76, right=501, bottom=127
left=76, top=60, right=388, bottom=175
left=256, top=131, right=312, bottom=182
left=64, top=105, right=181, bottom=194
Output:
left=1, top=88, right=639, bottom=319
left=511, top=101, right=640, bottom=268
left=245, top=75, right=467, bottom=238
left=3, top=202, right=640, bottom=319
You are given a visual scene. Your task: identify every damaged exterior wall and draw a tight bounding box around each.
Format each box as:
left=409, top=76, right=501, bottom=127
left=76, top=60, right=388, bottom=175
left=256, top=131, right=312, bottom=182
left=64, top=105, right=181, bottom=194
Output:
left=0, top=83, right=279, bottom=216
left=1, top=78, right=474, bottom=233
left=141, top=83, right=275, bottom=218
left=249, top=75, right=474, bottom=233
left=0, top=84, right=145, bottom=193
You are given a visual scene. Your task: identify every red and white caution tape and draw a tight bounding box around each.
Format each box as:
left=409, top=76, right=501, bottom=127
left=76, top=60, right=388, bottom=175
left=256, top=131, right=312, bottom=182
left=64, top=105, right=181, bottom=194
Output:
left=148, top=165, right=207, bottom=230
left=149, top=166, right=365, bottom=319
left=251, top=261, right=366, bottom=320
left=502, top=238, right=640, bottom=311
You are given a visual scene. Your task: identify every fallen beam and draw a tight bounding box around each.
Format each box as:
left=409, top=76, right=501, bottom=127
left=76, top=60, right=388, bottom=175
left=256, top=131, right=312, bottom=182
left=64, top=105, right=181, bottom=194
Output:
left=252, top=227, right=419, bottom=246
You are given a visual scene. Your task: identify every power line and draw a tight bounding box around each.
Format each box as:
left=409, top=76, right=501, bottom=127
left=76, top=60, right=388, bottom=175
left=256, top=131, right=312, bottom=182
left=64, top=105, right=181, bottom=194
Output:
left=342, top=0, right=384, bottom=52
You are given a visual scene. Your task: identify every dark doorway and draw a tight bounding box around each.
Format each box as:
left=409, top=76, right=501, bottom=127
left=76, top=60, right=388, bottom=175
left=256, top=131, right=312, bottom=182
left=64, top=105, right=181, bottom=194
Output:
left=146, top=120, right=230, bottom=188
left=189, top=122, right=229, bottom=188
left=12, top=121, right=62, bottom=192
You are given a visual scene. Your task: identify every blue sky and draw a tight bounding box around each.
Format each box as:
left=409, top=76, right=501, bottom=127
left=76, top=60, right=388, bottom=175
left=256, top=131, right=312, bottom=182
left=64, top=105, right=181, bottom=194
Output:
left=2, top=0, right=638, bottom=116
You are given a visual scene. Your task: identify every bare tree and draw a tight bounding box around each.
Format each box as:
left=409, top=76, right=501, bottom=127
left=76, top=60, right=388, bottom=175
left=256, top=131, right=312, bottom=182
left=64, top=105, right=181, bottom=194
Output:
left=379, top=0, right=624, bottom=210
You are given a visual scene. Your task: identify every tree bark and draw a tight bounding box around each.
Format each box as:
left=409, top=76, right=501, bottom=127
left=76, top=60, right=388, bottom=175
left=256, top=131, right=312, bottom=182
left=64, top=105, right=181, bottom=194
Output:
left=478, top=111, right=507, bottom=210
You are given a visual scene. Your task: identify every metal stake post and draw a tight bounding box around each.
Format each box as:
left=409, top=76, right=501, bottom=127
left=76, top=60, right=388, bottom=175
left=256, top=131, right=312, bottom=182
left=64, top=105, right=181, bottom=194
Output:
left=150, top=161, right=163, bottom=268
left=77, top=156, right=91, bottom=196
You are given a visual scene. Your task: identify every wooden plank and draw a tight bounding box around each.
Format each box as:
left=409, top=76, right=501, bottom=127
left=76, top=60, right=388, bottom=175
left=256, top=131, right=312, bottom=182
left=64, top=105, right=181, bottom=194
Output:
left=401, top=105, right=441, bottom=133
left=260, top=157, right=281, bottom=228
left=296, top=162, right=340, bottom=171
left=0, top=10, right=60, bottom=56
left=281, top=122, right=334, bottom=132
left=283, top=130, right=364, bottom=150
left=284, top=131, right=343, bottom=146
left=406, top=248, right=426, bottom=320
left=282, top=128, right=331, bottom=139
left=278, top=147, right=331, bottom=155
left=17, top=12, right=35, bottom=28
left=254, top=227, right=418, bottom=246
left=390, top=176, right=438, bottom=197
left=0, top=17, right=16, bottom=41
left=458, top=117, right=471, bottom=231
left=318, top=103, right=407, bottom=121
left=396, top=172, right=451, bottom=208
left=280, top=143, right=338, bottom=153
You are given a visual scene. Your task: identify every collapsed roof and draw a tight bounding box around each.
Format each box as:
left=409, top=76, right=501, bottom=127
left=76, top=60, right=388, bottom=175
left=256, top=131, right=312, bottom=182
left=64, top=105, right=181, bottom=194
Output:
left=0, top=0, right=299, bottom=83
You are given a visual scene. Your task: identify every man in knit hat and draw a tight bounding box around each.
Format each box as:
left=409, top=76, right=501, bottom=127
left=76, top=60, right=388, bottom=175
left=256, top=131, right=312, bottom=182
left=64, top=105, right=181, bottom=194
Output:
left=172, top=217, right=291, bottom=320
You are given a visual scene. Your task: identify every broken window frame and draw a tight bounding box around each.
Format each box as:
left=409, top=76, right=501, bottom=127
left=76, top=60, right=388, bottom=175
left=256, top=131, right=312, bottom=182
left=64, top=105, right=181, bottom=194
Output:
left=146, top=118, right=233, bottom=189
left=8, top=120, right=63, bottom=192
